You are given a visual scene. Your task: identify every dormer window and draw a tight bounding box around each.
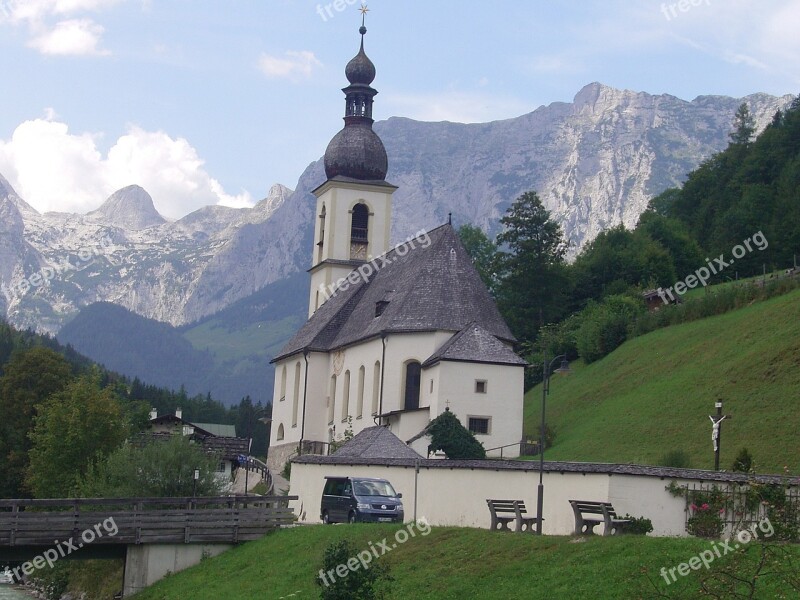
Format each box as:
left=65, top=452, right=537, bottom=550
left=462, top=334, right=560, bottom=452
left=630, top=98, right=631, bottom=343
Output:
left=375, top=300, right=389, bottom=317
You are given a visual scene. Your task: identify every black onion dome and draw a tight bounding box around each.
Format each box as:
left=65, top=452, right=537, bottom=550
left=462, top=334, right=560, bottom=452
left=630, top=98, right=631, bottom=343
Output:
left=345, top=33, right=376, bottom=85
left=324, top=124, right=388, bottom=181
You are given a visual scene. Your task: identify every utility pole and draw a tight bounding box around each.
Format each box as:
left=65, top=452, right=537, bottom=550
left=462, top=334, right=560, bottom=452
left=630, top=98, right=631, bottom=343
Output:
left=709, top=400, right=731, bottom=471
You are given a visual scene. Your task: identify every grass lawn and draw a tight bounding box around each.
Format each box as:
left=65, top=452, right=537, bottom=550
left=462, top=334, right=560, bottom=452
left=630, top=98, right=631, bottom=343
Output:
left=523, top=288, right=800, bottom=473
left=130, top=524, right=800, bottom=600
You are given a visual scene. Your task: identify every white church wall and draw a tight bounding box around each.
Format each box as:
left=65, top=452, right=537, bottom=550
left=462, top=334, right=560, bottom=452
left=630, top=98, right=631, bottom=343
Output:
left=381, top=332, right=447, bottom=414
left=436, top=361, right=525, bottom=458
left=288, top=460, right=690, bottom=536
left=386, top=408, right=431, bottom=446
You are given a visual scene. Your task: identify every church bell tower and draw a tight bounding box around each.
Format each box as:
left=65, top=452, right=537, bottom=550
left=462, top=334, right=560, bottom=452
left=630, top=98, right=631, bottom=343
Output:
left=308, top=13, right=396, bottom=317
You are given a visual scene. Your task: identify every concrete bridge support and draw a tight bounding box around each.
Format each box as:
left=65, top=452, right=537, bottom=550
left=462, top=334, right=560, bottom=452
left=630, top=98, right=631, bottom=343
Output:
left=123, top=543, right=233, bottom=597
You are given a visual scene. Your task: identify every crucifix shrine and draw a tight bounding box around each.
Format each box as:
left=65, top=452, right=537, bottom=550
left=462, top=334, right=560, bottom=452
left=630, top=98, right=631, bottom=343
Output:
left=709, top=400, right=732, bottom=471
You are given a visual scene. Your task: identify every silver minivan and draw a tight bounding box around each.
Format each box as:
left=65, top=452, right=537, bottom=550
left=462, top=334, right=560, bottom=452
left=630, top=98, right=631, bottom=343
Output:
left=320, top=476, right=404, bottom=524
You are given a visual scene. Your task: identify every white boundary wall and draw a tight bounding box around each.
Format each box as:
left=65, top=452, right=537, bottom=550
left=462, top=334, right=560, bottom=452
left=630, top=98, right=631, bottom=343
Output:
left=290, top=460, right=707, bottom=536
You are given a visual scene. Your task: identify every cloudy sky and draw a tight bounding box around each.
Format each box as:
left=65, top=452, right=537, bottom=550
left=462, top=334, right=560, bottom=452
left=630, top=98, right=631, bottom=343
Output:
left=0, top=0, right=798, bottom=219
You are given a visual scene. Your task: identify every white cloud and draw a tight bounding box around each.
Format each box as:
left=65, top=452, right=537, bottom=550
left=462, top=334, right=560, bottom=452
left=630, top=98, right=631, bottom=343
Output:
left=27, top=18, right=109, bottom=56
left=3, top=0, right=123, bottom=22
left=0, top=115, right=254, bottom=219
left=257, top=50, right=322, bottom=80
left=2, top=0, right=126, bottom=56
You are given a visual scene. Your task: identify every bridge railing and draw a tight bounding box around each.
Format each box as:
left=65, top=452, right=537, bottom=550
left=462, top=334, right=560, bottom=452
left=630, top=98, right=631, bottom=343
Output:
left=0, top=495, right=297, bottom=548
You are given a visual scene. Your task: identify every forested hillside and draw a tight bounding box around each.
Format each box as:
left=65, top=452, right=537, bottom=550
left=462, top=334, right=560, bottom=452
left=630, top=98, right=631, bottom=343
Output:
left=0, top=319, right=269, bottom=499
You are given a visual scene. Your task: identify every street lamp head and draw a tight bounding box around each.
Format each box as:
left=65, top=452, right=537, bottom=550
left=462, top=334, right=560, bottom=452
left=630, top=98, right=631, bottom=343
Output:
left=554, top=358, right=571, bottom=375
left=193, top=469, right=200, bottom=481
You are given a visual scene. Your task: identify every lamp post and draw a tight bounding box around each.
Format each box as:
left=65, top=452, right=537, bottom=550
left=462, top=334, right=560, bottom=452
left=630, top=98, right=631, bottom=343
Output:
left=192, top=468, right=199, bottom=497
left=536, top=353, right=570, bottom=535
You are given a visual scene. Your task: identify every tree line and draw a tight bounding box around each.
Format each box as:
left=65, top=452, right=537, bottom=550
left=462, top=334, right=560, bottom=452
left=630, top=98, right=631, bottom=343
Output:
left=0, top=322, right=270, bottom=500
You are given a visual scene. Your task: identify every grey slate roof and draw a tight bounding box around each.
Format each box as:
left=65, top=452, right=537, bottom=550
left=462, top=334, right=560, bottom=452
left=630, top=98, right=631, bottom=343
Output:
left=422, top=322, right=527, bottom=368
left=193, top=423, right=237, bottom=438
left=273, top=223, right=516, bottom=362
left=293, top=454, right=800, bottom=485
left=332, top=426, right=423, bottom=460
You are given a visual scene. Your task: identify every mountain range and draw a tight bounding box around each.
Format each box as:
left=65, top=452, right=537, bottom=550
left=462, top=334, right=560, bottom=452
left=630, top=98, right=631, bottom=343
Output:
left=0, top=82, right=794, bottom=403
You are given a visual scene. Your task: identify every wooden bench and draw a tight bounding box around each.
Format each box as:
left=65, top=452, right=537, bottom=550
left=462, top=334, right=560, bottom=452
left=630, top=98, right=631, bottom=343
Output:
left=486, top=499, right=538, bottom=533
left=569, top=500, right=630, bottom=536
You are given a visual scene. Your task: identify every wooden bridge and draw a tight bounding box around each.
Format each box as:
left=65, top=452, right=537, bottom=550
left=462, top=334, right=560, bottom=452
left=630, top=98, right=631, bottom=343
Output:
left=0, top=495, right=297, bottom=596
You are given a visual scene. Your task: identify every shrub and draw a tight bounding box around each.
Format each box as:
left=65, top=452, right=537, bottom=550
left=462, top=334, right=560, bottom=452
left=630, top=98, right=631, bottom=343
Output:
left=426, top=410, right=486, bottom=459
left=621, top=514, right=653, bottom=535
left=686, top=502, right=725, bottom=539
left=731, top=447, right=754, bottom=472
left=575, top=295, right=645, bottom=363
left=318, top=539, right=393, bottom=599
left=658, top=450, right=692, bottom=469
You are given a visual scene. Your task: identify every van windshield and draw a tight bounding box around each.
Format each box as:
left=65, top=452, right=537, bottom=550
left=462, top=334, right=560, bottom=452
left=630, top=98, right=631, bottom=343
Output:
left=353, top=480, right=397, bottom=497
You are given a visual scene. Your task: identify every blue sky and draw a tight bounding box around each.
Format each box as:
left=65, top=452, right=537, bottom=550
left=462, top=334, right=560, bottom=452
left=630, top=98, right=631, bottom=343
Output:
left=0, top=0, right=797, bottom=218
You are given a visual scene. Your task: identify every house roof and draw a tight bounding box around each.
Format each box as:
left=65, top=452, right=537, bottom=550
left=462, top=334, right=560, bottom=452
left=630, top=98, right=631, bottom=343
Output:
left=331, top=426, right=423, bottom=460
left=147, top=414, right=215, bottom=437
left=273, top=223, right=515, bottom=362
left=421, top=322, right=527, bottom=368
left=132, top=432, right=249, bottom=461
left=193, top=423, right=237, bottom=438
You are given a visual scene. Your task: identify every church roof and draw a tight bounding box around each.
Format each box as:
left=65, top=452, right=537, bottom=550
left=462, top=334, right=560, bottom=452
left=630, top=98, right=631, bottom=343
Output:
left=332, top=426, right=423, bottom=460
left=273, top=223, right=516, bottom=362
left=421, top=322, right=527, bottom=368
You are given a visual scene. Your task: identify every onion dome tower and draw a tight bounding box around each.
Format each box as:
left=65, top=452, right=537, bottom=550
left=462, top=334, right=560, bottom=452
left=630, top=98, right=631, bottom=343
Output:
left=323, top=19, right=388, bottom=181
left=308, top=7, right=397, bottom=318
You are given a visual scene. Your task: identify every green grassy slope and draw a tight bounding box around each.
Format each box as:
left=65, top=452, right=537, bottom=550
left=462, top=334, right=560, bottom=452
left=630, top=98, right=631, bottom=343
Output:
left=130, top=525, right=799, bottom=600
left=524, top=289, right=800, bottom=473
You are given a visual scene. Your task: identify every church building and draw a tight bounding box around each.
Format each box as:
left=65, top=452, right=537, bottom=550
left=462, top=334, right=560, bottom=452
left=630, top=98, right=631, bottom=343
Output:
left=267, top=21, right=526, bottom=473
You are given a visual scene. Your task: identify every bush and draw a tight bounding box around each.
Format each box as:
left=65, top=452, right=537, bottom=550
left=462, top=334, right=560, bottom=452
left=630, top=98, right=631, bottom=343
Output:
left=731, top=447, right=754, bottom=472
left=621, top=514, right=653, bottom=535
left=318, top=539, right=393, bottom=599
left=658, top=450, right=692, bottom=468
left=426, top=410, right=486, bottom=459
left=575, top=295, right=645, bottom=363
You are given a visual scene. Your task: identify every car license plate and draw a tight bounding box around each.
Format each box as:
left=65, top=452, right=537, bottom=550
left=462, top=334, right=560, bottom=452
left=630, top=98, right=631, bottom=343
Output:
left=378, top=517, right=393, bottom=522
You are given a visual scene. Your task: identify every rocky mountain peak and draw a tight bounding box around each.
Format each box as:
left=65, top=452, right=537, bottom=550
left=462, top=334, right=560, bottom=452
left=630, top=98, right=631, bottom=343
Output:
left=257, top=183, right=292, bottom=210
left=0, top=172, right=40, bottom=218
left=89, top=185, right=166, bottom=230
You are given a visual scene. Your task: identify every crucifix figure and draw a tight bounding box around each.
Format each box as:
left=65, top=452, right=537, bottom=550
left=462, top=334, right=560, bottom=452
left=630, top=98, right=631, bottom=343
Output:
left=709, top=415, right=726, bottom=451
left=709, top=401, right=731, bottom=471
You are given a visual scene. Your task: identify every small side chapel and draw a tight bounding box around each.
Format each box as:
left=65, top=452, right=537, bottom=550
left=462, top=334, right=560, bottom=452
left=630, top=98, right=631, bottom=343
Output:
left=267, top=19, right=526, bottom=473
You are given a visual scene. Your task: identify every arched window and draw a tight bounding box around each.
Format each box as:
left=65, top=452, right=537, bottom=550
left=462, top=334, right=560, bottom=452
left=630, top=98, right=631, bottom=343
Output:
left=328, top=375, right=337, bottom=424
left=276, top=424, right=285, bottom=441
left=372, top=361, right=381, bottom=415
left=292, top=362, right=301, bottom=427
left=356, top=366, right=365, bottom=418
left=404, top=361, right=422, bottom=411
left=279, top=365, right=287, bottom=402
left=350, top=203, right=369, bottom=259
left=342, top=370, right=351, bottom=421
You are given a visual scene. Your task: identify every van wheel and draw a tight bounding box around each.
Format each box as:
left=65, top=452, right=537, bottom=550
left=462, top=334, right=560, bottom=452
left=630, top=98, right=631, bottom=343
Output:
left=348, top=511, right=358, bottom=524
left=322, top=511, right=331, bottom=524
